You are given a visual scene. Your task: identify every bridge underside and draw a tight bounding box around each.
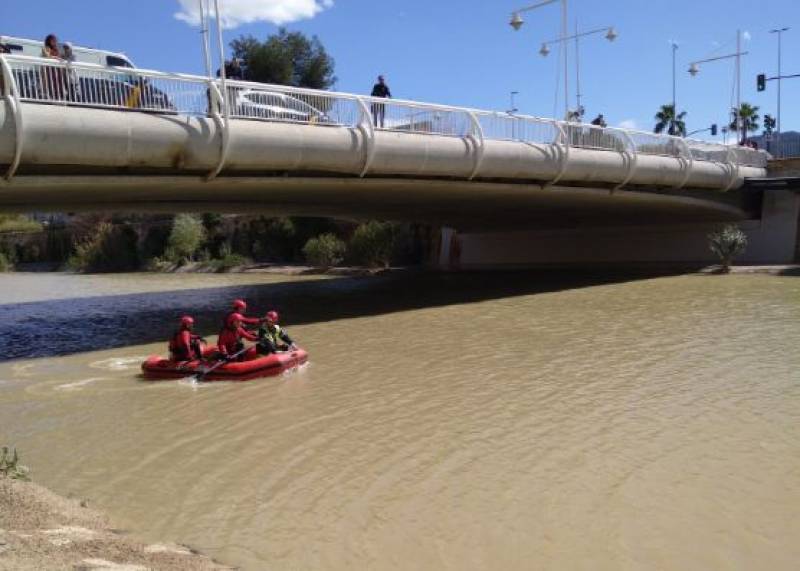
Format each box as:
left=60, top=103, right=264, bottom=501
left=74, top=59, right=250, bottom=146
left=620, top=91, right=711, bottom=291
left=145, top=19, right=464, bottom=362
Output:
left=0, top=175, right=755, bottom=232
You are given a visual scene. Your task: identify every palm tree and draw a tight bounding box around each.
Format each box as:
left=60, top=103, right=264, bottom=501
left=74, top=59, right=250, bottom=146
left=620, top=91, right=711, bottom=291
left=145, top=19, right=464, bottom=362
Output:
left=654, top=104, right=687, bottom=137
left=729, top=103, right=760, bottom=145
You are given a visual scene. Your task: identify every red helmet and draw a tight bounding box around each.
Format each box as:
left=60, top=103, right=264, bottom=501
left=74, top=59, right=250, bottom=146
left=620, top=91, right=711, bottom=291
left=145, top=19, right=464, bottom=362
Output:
left=265, top=310, right=279, bottom=323
left=232, top=299, right=247, bottom=311
left=180, top=316, right=195, bottom=327
left=226, top=312, right=244, bottom=326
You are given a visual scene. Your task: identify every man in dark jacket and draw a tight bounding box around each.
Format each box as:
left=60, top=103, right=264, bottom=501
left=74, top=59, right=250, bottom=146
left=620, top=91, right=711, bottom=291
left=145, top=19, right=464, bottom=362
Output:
left=370, top=75, right=391, bottom=128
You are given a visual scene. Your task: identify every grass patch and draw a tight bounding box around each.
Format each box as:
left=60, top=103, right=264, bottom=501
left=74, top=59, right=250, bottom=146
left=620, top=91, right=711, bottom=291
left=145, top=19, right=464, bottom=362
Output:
left=0, top=446, right=30, bottom=481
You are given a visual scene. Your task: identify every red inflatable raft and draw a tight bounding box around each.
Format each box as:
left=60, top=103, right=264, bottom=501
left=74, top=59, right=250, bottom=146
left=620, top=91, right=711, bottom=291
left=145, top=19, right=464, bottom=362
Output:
left=141, top=346, right=308, bottom=381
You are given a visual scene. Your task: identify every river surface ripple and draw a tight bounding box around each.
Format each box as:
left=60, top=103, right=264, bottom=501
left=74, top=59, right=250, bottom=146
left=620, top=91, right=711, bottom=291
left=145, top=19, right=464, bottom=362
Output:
left=1, top=271, right=798, bottom=570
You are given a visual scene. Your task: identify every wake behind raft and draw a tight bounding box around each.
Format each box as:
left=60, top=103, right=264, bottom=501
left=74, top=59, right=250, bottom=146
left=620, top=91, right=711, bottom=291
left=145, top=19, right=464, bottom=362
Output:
left=141, top=346, right=308, bottom=382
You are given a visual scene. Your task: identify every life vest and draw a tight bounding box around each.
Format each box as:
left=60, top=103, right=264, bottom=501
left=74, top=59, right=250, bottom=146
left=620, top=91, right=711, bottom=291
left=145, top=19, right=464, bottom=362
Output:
left=168, top=329, right=190, bottom=359
left=261, top=324, right=283, bottom=347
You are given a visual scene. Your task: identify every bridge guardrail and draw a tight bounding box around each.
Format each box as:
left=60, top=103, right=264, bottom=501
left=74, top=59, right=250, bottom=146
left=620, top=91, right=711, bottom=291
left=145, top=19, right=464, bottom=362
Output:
left=0, top=53, right=767, bottom=181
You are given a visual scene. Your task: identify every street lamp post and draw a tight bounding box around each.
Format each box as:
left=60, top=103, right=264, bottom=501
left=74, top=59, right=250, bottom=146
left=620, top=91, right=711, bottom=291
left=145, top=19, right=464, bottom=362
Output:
left=688, top=30, right=749, bottom=144
left=539, top=26, right=618, bottom=56
left=671, top=41, right=678, bottom=127
left=510, top=0, right=568, bottom=118
left=197, top=0, right=212, bottom=78
left=539, top=26, right=617, bottom=121
left=770, top=27, right=790, bottom=157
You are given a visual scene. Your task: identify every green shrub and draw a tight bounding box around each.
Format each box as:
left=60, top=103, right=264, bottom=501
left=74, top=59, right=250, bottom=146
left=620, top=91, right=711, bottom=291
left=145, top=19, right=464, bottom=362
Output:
left=209, top=243, right=250, bottom=272
left=303, top=233, right=346, bottom=268
left=0, top=446, right=30, bottom=480
left=0, top=252, right=12, bottom=272
left=708, top=224, right=748, bottom=273
left=349, top=221, right=397, bottom=268
left=0, top=215, right=42, bottom=233
left=165, top=214, right=206, bottom=263
left=67, top=222, right=139, bottom=272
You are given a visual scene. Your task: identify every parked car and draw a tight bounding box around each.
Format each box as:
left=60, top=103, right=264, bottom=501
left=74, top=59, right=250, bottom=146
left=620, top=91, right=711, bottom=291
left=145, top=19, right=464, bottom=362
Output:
left=233, top=89, right=330, bottom=124
left=78, top=76, right=174, bottom=111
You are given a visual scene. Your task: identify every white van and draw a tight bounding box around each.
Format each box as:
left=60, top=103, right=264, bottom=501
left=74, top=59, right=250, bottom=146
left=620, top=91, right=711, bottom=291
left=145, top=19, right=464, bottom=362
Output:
left=0, top=35, right=135, bottom=68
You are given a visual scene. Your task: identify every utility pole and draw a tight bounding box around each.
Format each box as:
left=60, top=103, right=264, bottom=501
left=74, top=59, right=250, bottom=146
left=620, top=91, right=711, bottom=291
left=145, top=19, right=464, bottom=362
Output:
left=770, top=27, right=790, bottom=157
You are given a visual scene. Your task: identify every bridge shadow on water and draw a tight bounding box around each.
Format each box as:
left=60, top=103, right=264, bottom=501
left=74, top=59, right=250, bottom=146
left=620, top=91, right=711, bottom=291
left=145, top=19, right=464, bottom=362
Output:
left=0, top=269, right=683, bottom=362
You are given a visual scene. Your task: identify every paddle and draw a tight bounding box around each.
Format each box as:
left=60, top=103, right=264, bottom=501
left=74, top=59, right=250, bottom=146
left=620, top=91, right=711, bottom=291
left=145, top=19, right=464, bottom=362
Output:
left=193, top=346, right=250, bottom=382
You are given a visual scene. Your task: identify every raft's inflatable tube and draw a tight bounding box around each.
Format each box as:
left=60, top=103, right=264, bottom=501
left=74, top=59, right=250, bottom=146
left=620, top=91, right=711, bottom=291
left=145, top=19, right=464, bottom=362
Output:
left=141, top=346, right=308, bottom=381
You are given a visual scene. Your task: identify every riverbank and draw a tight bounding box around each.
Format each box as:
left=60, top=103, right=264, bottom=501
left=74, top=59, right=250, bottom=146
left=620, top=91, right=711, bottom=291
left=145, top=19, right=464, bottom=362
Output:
left=9, top=261, right=800, bottom=276
left=0, top=477, right=232, bottom=570
left=10, top=261, right=398, bottom=276
left=697, top=264, right=800, bottom=276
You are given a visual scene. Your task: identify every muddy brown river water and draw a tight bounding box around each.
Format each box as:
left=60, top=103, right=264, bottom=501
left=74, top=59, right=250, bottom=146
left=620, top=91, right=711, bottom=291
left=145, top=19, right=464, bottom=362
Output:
left=1, top=270, right=798, bottom=570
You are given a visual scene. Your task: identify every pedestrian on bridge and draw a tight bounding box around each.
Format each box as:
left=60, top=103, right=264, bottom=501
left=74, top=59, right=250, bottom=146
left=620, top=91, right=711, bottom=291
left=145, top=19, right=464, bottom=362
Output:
left=370, top=75, right=392, bottom=128
left=40, top=34, right=66, bottom=100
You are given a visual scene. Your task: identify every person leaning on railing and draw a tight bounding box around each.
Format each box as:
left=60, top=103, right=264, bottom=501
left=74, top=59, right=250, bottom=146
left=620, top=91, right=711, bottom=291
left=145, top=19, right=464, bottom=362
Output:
left=40, top=34, right=66, bottom=101
left=60, top=42, right=82, bottom=102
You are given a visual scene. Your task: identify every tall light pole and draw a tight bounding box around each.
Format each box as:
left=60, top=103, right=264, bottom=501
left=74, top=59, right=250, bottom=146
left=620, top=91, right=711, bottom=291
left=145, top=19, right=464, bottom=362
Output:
left=770, top=27, right=789, bottom=157
left=575, top=20, right=582, bottom=118
left=736, top=29, right=741, bottom=143
left=510, top=0, right=569, bottom=118
left=689, top=30, right=748, bottom=143
left=671, top=41, right=678, bottom=124
left=197, top=0, right=212, bottom=78
left=538, top=25, right=617, bottom=121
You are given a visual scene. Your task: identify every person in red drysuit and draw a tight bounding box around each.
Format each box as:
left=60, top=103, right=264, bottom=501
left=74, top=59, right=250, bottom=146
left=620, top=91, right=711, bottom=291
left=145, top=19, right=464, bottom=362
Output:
left=223, top=299, right=263, bottom=328
left=168, top=316, right=205, bottom=361
left=217, top=314, right=258, bottom=361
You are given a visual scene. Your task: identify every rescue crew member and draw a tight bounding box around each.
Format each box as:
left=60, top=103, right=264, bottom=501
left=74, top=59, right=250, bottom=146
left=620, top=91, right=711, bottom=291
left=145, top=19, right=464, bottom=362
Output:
left=257, top=310, right=296, bottom=355
left=218, top=314, right=258, bottom=361
left=224, top=299, right=263, bottom=328
left=168, top=316, right=205, bottom=361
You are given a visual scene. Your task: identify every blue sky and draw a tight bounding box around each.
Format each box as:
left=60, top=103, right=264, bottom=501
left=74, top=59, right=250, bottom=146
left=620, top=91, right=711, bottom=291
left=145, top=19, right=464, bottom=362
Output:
left=2, top=0, right=799, bottom=139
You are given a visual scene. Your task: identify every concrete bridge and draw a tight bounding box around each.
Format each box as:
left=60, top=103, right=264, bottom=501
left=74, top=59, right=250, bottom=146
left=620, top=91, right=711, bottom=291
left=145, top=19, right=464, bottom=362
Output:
left=1, top=53, right=794, bottom=266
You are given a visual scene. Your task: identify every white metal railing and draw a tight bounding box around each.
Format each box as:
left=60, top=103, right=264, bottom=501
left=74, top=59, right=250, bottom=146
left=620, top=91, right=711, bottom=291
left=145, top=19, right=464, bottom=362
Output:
left=0, top=53, right=768, bottom=185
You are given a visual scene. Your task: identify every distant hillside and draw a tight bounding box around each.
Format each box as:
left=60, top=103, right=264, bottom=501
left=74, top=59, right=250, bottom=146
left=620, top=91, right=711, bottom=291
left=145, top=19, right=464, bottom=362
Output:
left=749, top=130, right=800, bottom=156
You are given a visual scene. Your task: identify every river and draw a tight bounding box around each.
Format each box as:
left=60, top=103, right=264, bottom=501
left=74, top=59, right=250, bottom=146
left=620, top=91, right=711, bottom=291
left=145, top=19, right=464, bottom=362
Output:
left=1, top=270, right=798, bottom=570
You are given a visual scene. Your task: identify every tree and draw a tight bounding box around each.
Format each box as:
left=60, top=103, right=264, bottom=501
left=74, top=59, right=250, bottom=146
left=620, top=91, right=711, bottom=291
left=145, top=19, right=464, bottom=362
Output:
left=165, top=214, right=206, bottom=263
left=230, top=29, right=336, bottom=89
left=708, top=224, right=747, bottom=273
left=303, top=233, right=346, bottom=268
left=349, top=221, right=398, bottom=268
left=654, top=104, right=687, bottom=137
left=729, top=103, right=760, bottom=144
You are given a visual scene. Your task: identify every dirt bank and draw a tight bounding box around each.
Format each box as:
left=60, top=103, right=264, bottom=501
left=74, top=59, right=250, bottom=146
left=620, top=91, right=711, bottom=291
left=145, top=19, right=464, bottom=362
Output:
left=0, top=478, right=232, bottom=570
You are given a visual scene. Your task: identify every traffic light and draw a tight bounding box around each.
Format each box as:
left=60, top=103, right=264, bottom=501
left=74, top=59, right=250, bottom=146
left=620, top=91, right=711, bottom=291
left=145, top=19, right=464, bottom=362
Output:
left=711, top=124, right=718, bottom=136
left=757, top=73, right=766, bottom=92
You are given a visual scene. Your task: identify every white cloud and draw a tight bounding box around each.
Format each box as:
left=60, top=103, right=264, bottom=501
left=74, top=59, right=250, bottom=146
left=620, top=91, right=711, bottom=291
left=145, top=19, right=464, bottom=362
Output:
left=618, top=119, right=638, bottom=130
left=175, top=0, right=334, bottom=29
